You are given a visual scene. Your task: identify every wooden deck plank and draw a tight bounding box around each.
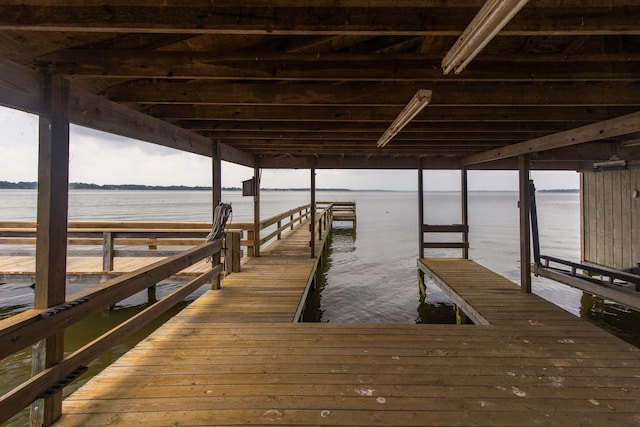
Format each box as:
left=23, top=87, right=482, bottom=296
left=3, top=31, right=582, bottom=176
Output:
left=54, top=248, right=640, bottom=426
left=57, top=323, right=640, bottom=426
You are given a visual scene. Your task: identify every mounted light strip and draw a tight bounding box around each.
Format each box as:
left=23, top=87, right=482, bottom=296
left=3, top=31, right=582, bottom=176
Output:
left=593, top=159, right=627, bottom=169
left=376, top=89, right=432, bottom=148
left=442, top=0, right=529, bottom=75
left=621, top=139, right=640, bottom=147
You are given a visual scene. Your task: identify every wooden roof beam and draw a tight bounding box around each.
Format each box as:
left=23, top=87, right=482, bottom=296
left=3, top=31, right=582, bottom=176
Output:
left=1, top=4, right=639, bottom=35
left=177, top=120, right=573, bottom=133
left=152, top=105, right=639, bottom=122
left=0, top=58, right=254, bottom=166
left=107, top=82, right=640, bottom=106
left=462, top=110, right=640, bottom=165
left=257, top=155, right=591, bottom=170
left=39, top=51, right=640, bottom=81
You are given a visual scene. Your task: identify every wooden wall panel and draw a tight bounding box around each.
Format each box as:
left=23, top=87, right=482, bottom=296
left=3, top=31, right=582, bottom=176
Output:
left=582, top=169, right=640, bottom=269
left=633, top=169, right=640, bottom=266
left=595, top=172, right=605, bottom=265
left=611, top=171, right=622, bottom=267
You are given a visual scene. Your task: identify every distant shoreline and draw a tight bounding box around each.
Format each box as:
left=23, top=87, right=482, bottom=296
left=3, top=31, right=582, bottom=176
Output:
left=0, top=181, right=353, bottom=192
left=0, top=181, right=578, bottom=193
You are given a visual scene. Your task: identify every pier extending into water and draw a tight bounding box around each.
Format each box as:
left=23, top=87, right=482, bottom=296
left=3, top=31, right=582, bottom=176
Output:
left=0, top=202, right=351, bottom=284
left=0, top=203, right=342, bottom=425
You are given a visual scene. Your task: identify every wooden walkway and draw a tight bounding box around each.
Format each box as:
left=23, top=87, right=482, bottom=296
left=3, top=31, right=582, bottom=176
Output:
left=55, top=258, right=640, bottom=425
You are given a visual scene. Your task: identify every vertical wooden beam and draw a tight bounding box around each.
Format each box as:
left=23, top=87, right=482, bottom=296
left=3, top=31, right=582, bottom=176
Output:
left=530, top=180, right=541, bottom=268
left=310, top=165, right=316, bottom=258
left=253, top=162, right=261, bottom=257
left=226, top=231, right=241, bottom=273
left=519, top=155, right=532, bottom=293
left=211, top=140, right=222, bottom=289
left=31, top=74, right=70, bottom=426
left=579, top=171, right=585, bottom=263
left=212, top=140, right=222, bottom=209
left=418, top=159, right=424, bottom=259
left=101, top=232, right=114, bottom=272
left=461, top=167, right=469, bottom=259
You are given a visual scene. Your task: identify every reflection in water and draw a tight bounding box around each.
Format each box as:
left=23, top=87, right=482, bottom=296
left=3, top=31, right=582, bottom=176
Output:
left=415, top=296, right=457, bottom=324
left=303, top=226, right=460, bottom=324
left=580, top=293, right=640, bottom=348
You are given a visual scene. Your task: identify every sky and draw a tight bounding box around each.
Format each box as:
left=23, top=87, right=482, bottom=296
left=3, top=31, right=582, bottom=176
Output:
left=0, top=106, right=579, bottom=191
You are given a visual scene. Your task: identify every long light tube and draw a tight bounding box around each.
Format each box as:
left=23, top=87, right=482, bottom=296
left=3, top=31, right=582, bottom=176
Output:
left=442, top=0, right=529, bottom=75
left=376, top=90, right=432, bottom=148
left=621, top=139, right=640, bottom=147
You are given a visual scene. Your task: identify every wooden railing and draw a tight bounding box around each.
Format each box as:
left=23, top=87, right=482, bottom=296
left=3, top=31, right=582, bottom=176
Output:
left=0, top=240, right=223, bottom=425
left=0, top=207, right=313, bottom=271
left=327, top=201, right=356, bottom=223
left=420, top=224, right=469, bottom=259
left=257, top=204, right=311, bottom=249
left=314, top=203, right=334, bottom=241
left=0, top=203, right=352, bottom=424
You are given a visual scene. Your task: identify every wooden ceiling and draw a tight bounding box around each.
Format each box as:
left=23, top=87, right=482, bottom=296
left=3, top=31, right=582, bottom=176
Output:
left=1, top=1, right=640, bottom=170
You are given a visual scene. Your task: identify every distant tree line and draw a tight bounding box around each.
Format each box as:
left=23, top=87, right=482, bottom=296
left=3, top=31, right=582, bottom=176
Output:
left=0, top=181, right=351, bottom=192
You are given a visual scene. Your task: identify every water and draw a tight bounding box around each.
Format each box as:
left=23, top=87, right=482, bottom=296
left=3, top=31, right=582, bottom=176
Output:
left=1, top=189, right=639, bottom=425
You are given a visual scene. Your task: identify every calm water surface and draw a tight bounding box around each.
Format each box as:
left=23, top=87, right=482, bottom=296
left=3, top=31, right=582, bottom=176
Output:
left=1, top=189, right=638, bottom=425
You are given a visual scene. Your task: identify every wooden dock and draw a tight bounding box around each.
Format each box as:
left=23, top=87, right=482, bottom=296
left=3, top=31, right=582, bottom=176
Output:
left=52, top=258, right=640, bottom=425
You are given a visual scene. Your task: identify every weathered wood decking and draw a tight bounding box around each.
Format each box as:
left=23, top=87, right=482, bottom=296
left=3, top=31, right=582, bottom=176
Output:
left=55, top=257, right=640, bottom=425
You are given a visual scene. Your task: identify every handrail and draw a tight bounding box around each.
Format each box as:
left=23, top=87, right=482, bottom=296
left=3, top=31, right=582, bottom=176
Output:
left=260, top=204, right=310, bottom=229
left=258, top=204, right=311, bottom=247
left=540, top=255, right=640, bottom=286
left=0, top=204, right=351, bottom=272
left=421, top=223, right=469, bottom=257
left=0, top=203, right=355, bottom=424
left=0, top=239, right=222, bottom=425
left=0, top=221, right=252, bottom=272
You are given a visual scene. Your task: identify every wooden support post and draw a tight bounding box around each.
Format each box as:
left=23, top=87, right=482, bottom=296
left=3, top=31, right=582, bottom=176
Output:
left=253, top=163, right=261, bottom=257
left=310, top=166, right=316, bottom=258
left=211, top=140, right=222, bottom=289
left=247, top=229, right=255, bottom=257
left=102, top=232, right=114, bottom=272
left=417, top=160, right=426, bottom=293
left=461, top=167, right=469, bottom=259
left=519, top=155, right=532, bottom=293
left=225, top=231, right=241, bottom=273
left=212, top=140, right=222, bottom=209
left=31, top=74, right=70, bottom=427
left=418, top=160, right=424, bottom=259
left=147, top=284, right=157, bottom=303
left=277, top=220, right=282, bottom=240
left=530, top=180, right=541, bottom=270
left=455, top=305, right=468, bottom=325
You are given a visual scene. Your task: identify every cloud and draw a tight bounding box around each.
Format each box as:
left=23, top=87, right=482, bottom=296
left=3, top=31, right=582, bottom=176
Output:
left=0, top=106, right=580, bottom=191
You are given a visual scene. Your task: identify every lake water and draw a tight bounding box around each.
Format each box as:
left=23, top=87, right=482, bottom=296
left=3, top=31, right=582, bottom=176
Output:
left=1, top=189, right=639, bottom=425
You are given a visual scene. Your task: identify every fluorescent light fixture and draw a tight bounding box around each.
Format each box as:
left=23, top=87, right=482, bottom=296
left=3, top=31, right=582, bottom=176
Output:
left=621, top=139, right=640, bottom=147
left=377, top=90, right=432, bottom=148
left=442, top=0, right=529, bottom=75
left=593, top=159, right=628, bottom=169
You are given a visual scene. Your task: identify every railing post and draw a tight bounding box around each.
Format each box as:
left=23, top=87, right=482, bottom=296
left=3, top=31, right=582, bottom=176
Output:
left=102, top=232, right=114, bottom=272
left=225, top=231, right=241, bottom=273
left=247, top=228, right=255, bottom=257
left=519, top=154, right=532, bottom=293
left=277, top=220, right=282, bottom=240
left=461, top=167, right=469, bottom=259
left=310, top=167, right=316, bottom=258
